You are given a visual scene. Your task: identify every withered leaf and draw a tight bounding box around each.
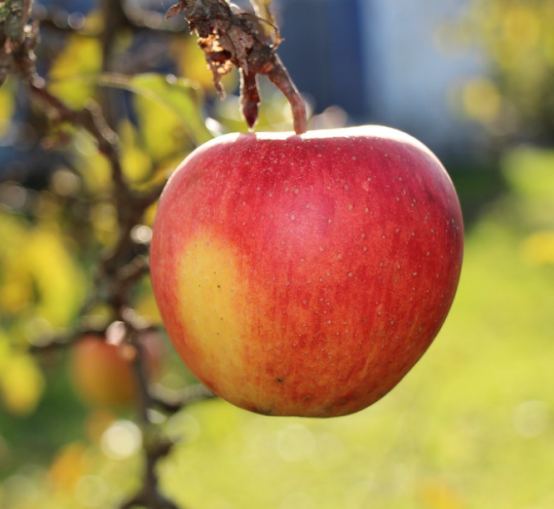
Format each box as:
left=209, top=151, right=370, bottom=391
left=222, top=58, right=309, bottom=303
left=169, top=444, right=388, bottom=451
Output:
left=217, top=22, right=254, bottom=73
left=198, top=34, right=233, bottom=97
left=174, top=0, right=306, bottom=133
left=165, top=2, right=186, bottom=20
left=240, top=69, right=260, bottom=129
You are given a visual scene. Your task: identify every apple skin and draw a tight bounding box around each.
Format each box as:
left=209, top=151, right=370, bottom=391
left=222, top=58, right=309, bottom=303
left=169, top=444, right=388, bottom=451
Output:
left=70, top=329, right=163, bottom=408
left=150, top=126, right=464, bottom=417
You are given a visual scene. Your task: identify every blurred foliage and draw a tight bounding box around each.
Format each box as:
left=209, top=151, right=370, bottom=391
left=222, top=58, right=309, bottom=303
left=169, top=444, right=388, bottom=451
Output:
left=462, top=0, right=554, bottom=143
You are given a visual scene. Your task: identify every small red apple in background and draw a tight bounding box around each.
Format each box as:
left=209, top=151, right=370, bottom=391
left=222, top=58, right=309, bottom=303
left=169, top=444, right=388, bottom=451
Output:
left=150, top=126, right=464, bottom=417
left=70, top=324, right=164, bottom=408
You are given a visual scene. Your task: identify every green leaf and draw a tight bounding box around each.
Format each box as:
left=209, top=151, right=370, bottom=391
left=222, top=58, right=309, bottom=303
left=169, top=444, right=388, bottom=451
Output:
left=99, top=73, right=212, bottom=150
left=22, top=226, right=85, bottom=328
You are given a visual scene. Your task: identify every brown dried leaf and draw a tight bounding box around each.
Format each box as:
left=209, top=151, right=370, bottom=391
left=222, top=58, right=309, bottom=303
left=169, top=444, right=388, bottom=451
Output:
left=198, top=34, right=233, bottom=97
left=218, top=23, right=254, bottom=73
left=165, top=2, right=186, bottom=20
left=240, top=69, right=260, bottom=129
left=173, top=0, right=306, bottom=133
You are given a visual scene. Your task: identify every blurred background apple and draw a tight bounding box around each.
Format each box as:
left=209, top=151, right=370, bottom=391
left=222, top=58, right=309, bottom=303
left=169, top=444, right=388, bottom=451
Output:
left=70, top=325, right=164, bottom=408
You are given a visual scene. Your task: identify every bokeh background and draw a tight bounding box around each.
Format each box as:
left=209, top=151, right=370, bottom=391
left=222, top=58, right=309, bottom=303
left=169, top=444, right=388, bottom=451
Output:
left=1, top=0, right=554, bottom=508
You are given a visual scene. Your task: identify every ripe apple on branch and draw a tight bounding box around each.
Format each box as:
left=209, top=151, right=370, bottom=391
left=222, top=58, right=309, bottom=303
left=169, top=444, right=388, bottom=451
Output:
left=150, top=131, right=463, bottom=417
left=147, top=0, right=464, bottom=418
left=151, top=0, right=464, bottom=419
left=1, top=0, right=464, bottom=505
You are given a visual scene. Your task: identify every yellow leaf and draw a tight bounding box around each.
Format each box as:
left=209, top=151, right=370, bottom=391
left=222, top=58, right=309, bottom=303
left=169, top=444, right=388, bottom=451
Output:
left=0, top=353, right=45, bottom=416
left=463, top=78, right=501, bottom=123
left=90, top=202, right=118, bottom=247
left=0, top=266, right=33, bottom=315
left=101, top=72, right=212, bottom=147
left=0, top=332, right=9, bottom=370
left=0, top=214, right=33, bottom=317
left=0, top=213, right=84, bottom=328
left=48, top=35, right=102, bottom=109
left=173, top=36, right=220, bottom=91
left=48, top=442, right=87, bottom=493
left=0, top=211, right=27, bottom=251
left=0, top=77, right=15, bottom=136
left=135, top=289, right=162, bottom=325
left=119, top=119, right=152, bottom=185
left=249, top=0, right=278, bottom=38
left=143, top=201, right=158, bottom=228
left=73, top=131, right=112, bottom=195
left=24, top=226, right=85, bottom=328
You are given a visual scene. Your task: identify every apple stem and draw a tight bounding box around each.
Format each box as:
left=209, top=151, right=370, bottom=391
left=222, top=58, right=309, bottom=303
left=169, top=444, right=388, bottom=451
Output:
left=267, top=56, right=307, bottom=135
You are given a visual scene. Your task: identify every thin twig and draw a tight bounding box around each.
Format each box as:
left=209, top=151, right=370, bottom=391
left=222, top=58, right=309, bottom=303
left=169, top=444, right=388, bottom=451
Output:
left=31, top=1, right=187, bottom=36
left=152, top=384, right=217, bottom=414
left=28, top=83, right=120, bottom=160
left=120, top=323, right=188, bottom=509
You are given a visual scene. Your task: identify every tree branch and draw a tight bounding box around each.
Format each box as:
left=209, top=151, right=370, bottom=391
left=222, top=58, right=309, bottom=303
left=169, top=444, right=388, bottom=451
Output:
left=151, top=384, right=217, bottom=415
left=3, top=3, right=188, bottom=506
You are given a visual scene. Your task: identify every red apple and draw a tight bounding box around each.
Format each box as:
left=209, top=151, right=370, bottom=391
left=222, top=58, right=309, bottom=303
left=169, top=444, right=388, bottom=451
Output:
left=150, top=126, right=463, bottom=417
left=70, top=326, right=164, bottom=408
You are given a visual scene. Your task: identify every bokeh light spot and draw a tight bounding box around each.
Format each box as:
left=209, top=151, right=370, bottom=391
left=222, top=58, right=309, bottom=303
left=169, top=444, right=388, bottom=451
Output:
left=513, top=400, right=549, bottom=438
left=101, top=420, right=142, bottom=459
left=276, top=424, right=316, bottom=462
left=75, top=476, right=109, bottom=507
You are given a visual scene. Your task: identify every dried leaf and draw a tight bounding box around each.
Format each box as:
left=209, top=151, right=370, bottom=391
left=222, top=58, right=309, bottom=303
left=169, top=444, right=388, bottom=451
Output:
left=240, top=69, right=260, bottom=129
left=220, top=24, right=254, bottom=72
left=175, top=0, right=306, bottom=133
left=165, top=0, right=187, bottom=19
left=198, top=34, right=234, bottom=97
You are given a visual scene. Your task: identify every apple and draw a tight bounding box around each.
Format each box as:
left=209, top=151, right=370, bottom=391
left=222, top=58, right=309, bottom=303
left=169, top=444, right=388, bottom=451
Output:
left=70, top=326, right=164, bottom=408
left=150, top=126, right=463, bottom=417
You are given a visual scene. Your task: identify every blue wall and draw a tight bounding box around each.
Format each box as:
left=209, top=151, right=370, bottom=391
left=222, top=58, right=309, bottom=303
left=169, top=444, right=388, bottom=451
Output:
left=276, top=0, right=367, bottom=120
